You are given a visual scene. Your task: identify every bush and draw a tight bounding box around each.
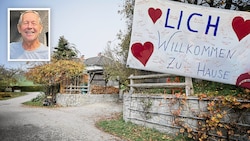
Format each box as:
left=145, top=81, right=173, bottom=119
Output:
left=193, top=80, right=246, bottom=96
left=91, top=85, right=119, bottom=94
left=31, top=94, right=45, bottom=102
left=23, top=93, right=46, bottom=107
left=0, top=86, right=44, bottom=92
left=19, top=86, right=44, bottom=92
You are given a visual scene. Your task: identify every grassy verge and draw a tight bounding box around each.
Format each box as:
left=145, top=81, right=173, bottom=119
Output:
left=0, top=92, right=26, bottom=100
left=22, top=100, right=44, bottom=107
left=22, top=94, right=58, bottom=107
left=22, top=93, right=46, bottom=107
left=96, top=113, right=191, bottom=141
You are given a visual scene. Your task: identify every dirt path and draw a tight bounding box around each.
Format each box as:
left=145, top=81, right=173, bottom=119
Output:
left=0, top=92, right=124, bottom=141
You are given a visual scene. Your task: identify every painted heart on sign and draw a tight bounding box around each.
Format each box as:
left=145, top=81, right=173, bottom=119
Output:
left=232, top=16, right=250, bottom=41
left=148, top=7, right=162, bottom=24
left=131, top=42, right=154, bottom=66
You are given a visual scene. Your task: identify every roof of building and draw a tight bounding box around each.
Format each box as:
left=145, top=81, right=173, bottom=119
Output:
left=84, top=55, right=111, bottom=67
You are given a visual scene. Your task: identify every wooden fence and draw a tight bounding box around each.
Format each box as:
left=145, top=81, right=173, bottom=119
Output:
left=128, top=74, right=194, bottom=95
left=63, top=84, right=89, bottom=94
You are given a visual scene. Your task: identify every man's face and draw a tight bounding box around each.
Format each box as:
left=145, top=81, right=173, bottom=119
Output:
left=17, top=12, right=43, bottom=43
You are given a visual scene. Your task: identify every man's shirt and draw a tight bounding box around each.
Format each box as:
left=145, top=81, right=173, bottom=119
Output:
left=10, top=42, right=49, bottom=60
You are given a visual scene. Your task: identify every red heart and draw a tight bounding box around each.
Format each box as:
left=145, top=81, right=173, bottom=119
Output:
left=131, top=42, right=154, bottom=66
left=232, top=16, right=250, bottom=41
left=236, top=72, right=250, bottom=89
left=148, top=8, right=162, bottom=24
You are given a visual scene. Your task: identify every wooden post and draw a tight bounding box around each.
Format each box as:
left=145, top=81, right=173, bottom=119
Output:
left=69, top=83, right=72, bottom=94
left=87, top=73, right=90, bottom=94
left=129, top=74, right=134, bottom=93
left=185, top=77, right=193, bottom=96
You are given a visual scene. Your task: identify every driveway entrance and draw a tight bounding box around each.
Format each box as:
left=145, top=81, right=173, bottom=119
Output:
left=0, top=92, right=123, bottom=141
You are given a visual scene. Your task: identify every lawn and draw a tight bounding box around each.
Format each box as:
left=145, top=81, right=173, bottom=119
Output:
left=96, top=113, right=191, bottom=141
left=0, top=92, right=26, bottom=100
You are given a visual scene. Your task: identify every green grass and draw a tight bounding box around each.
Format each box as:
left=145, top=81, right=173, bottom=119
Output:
left=22, top=94, right=58, bottom=107
left=22, top=100, right=44, bottom=106
left=22, top=93, right=45, bottom=107
left=96, top=113, right=191, bottom=141
left=0, top=92, right=26, bottom=100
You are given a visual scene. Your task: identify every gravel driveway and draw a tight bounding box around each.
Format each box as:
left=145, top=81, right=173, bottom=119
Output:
left=0, top=92, right=124, bottom=141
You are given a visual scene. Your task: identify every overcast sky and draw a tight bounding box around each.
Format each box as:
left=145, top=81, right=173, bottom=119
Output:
left=0, top=0, right=126, bottom=69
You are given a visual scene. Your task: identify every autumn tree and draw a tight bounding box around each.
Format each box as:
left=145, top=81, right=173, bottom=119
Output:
left=26, top=36, right=84, bottom=102
left=0, top=65, right=20, bottom=91
left=26, top=60, right=84, bottom=86
left=26, top=60, right=84, bottom=99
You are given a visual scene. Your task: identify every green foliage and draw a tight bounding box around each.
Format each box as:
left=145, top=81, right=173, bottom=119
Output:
left=140, top=97, right=153, bottom=119
left=103, top=28, right=141, bottom=88
left=0, top=65, right=19, bottom=88
left=193, top=80, right=245, bottom=96
left=103, top=0, right=141, bottom=89
left=52, top=36, right=80, bottom=60
left=96, top=113, right=176, bottom=141
left=31, top=94, right=45, bottom=102
left=13, top=86, right=44, bottom=92
left=0, top=92, right=26, bottom=100
left=23, top=93, right=45, bottom=107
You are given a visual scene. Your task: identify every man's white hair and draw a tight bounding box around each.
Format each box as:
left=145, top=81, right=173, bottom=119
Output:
left=18, top=10, right=42, bottom=25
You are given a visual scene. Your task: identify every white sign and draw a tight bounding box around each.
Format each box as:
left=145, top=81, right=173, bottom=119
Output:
left=126, top=0, right=250, bottom=89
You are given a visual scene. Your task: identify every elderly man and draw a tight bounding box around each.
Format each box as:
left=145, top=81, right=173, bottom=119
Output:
left=10, top=10, right=48, bottom=60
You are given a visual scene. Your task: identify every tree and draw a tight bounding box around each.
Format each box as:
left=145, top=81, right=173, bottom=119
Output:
left=25, top=60, right=84, bottom=99
left=0, top=65, right=19, bottom=91
left=103, top=0, right=138, bottom=90
left=26, top=60, right=84, bottom=85
left=52, top=36, right=80, bottom=60
left=26, top=36, right=85, bottom=103
left=103, top=32, right=138, bottom=89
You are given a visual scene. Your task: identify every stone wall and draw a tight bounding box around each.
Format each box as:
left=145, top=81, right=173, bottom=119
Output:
left=56, top=94, right=119, bottom=107
left=123, top=94, right=250, bottom=140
